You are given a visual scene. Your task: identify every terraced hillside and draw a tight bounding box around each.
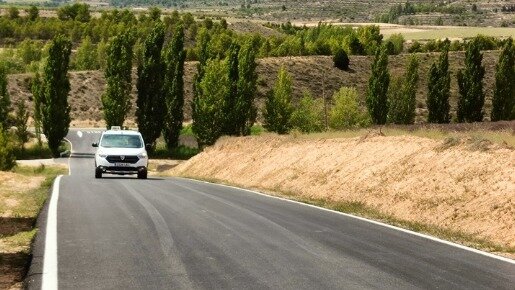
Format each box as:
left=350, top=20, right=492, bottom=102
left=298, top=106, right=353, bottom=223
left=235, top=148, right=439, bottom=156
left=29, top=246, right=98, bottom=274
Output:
left=172, top=0, right=514, bottom=27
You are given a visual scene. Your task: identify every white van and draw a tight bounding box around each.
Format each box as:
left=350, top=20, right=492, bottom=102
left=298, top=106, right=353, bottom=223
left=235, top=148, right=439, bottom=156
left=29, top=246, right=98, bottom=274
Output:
left=92, top=127, right=149, bottom=179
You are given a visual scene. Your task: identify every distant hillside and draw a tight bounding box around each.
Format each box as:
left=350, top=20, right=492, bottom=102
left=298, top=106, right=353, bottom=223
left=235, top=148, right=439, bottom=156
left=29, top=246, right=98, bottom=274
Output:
left=8, top=50, right=501, bottom=127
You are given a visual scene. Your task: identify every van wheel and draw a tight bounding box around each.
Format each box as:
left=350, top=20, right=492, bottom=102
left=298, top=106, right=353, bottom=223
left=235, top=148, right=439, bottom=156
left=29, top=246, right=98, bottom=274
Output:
left=137, top=169, right=147, bottom=179
left=95, top=168, right=102, bottom=179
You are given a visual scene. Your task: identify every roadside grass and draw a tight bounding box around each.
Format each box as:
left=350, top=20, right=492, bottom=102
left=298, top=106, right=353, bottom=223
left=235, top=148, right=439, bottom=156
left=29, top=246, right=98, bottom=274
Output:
left=0, top=165, right=65, bottom=289
left=149, top=125, right=263, bottom=160
left=3, top=165, right=66, bottom=218
left=179, top=175, right=515, bottom=256
left=13, top=141, right=70, bottom=160
left=2, top=229, right=37, bottom=252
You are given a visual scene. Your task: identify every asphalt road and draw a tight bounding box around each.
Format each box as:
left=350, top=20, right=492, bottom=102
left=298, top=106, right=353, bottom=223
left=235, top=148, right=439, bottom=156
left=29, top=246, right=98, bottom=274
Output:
left=27, top=129, right=514, bottom=289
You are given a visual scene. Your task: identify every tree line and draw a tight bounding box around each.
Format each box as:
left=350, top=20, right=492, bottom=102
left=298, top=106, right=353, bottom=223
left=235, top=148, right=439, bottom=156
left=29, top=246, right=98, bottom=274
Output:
left=262, top=36, right=514, bottom=136
left=0, top=20, right=514, bottom=169
left=0, top=4, right=510, bottom=77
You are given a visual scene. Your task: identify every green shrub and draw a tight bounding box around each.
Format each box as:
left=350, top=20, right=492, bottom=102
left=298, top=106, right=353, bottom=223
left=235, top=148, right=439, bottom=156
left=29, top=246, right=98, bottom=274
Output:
left=150, top=145, right=199, bottom=160
left=333, top=48, right=350, bottom=70
left=329, top=87, right=371, bottom=129
left=290, top=91, right=324, bottom=133
left=13, top=143, right=53, bottom=160
left=387, top=34, right=404, bottom=55
left=0, top=128, right=16, bottom=170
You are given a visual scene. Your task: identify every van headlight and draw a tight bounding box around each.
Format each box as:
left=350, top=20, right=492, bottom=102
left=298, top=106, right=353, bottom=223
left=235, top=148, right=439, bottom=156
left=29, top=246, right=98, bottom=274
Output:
left=138, top=152, right=148, bottom=159
left=97, top=151, right=107, bottom=158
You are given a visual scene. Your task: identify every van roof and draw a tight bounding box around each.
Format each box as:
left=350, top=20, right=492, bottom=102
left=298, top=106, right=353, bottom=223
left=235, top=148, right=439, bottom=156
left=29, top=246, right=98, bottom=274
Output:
left=102, top=130, right=141, bottom=136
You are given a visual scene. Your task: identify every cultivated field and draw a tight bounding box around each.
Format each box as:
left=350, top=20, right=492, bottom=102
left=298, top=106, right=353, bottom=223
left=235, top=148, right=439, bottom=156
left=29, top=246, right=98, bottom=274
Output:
left=395, top=26, right=515, bottom=40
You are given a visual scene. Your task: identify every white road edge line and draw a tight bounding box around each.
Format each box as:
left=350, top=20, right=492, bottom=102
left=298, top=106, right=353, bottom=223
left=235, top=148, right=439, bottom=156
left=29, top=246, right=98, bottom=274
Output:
left=179, top=177, right=515, bottom=265
left=42, top=175, right=62, bottom=290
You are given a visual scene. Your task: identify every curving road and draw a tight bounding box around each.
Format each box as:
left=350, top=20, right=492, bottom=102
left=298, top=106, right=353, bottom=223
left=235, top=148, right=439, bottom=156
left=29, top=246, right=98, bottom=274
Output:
left=26, top=128, right=514, bottom=289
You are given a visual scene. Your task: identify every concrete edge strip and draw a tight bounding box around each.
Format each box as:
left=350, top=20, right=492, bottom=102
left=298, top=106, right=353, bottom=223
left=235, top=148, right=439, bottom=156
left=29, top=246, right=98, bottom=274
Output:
left=42, top=175, right=62, bottom=290
left=178, top=177, right=515, bottom=265
left=63, top=138, right=72, bottom=176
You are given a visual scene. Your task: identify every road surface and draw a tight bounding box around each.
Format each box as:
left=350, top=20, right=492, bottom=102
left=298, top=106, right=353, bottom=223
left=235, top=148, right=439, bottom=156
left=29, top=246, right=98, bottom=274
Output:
left=27, top=129, right=514, bottom=289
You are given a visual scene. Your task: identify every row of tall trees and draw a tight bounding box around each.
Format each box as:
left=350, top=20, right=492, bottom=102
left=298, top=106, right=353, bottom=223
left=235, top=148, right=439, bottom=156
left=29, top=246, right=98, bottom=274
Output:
left=101, top=21, right=187, bottom=150
left=191, top=29, right=257, bottom=147
left=365, top=37, right=514, bottom=126
left=262, top=36, right=514, bottom=136
left=191, top=29, right=259, bottom=148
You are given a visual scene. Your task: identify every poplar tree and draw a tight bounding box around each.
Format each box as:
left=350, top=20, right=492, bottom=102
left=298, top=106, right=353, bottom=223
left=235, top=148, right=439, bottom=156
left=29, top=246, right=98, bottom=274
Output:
left=491, top=37, right=515, bottom=121
left=31, top=73, right=43, bottom=145
left=192, top=59, right=229, bottom=148
left=136, top=22, right=165, bottom=148
left=457, top=38, right=485, bottom=122
left=235, top=37, right=258, bottom=135
left=366, top=45, right=390, bottom=124
left=40, top=35, right=72, bottom=157
left=427, top=40, right=451, bottom=123
left=263, top=66, right=294, bottom=134
left=102, top=30, right=135, bottom=128
left=163, top=25, right=186, bottom=149
left=191, top=28, right=211, bottom=147
left=222, top=38, right=258, bottom=136
left=222, top=42, right=241, bottom=136
left=0, top=66, right=10, bottom=131
left=388, top=54, right=418, bottom=124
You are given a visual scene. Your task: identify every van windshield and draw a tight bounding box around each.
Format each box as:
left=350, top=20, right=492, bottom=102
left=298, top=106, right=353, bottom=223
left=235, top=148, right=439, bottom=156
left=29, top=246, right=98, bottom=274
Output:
left=100, top=134, right=143, bottom=148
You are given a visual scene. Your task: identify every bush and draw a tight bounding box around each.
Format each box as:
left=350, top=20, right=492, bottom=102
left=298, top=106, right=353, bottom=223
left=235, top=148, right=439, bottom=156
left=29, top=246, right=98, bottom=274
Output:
left=333, top=48, right=350, bottom=70
left=150, top=145, right=199, bottom=160
left=0, top=128, right=16, bottom=170
left=290, top=91, right=324, bottom=133
left=329, top=87, right=370, bottom=129
left=13, top=143, right=52, bottom=160
left=386, top=33, right=404, bottom=55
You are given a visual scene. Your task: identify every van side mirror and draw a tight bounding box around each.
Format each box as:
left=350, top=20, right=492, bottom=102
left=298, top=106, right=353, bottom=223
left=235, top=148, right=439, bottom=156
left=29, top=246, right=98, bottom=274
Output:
left=145, top=144, right=152, bottom=150
left=92, top=142, right=98, bottom=147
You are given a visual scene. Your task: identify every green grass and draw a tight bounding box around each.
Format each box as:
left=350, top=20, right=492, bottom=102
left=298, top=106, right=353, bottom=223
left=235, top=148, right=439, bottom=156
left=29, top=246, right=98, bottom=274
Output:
left=180, top=124, right=194, bottom=137
left=13, top=141, right=70, bottom=160
left=1, top=229, right=37, bottom=252
left=250, top=125, right=265, bottom=136
left=181, top=175, right=515, bottom=255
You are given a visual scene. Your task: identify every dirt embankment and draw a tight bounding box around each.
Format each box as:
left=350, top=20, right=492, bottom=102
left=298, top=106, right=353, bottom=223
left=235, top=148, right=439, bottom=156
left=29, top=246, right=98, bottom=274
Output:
left=171, top=133, right=515, bottom=255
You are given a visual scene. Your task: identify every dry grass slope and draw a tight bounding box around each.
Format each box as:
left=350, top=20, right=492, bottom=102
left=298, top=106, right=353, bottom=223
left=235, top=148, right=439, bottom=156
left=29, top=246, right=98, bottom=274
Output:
left=171, top=133, right=515, bottom=257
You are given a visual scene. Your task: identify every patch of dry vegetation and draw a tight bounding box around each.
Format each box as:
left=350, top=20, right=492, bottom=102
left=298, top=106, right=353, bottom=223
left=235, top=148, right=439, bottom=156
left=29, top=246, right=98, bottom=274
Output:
left=171, top=130, right=515, bottom=257
left=0, top=166, right=66, bottom=290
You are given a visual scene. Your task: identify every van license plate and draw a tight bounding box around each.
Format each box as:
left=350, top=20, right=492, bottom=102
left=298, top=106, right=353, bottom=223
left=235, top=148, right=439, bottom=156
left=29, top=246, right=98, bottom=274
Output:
left=115, top=163, right=130, bottom=167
